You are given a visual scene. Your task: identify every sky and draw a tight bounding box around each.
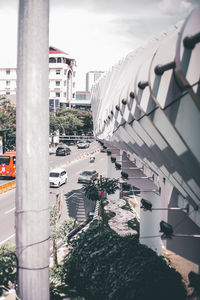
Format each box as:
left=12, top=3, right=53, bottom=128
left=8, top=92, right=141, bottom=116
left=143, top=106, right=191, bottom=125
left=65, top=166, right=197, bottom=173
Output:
left=0, top=0, right=199, bottom=90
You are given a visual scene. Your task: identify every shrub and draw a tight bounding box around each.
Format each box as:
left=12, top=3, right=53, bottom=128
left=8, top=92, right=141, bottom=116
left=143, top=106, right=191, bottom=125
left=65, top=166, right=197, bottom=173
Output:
left=0, top=244, right=17, bottom=296
left=62, top=221, right=187, bottom=300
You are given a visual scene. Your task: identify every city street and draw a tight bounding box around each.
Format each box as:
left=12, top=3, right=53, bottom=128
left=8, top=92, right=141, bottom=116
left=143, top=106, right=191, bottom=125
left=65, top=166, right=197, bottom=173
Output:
left=0, top=142, right=108, bottom=246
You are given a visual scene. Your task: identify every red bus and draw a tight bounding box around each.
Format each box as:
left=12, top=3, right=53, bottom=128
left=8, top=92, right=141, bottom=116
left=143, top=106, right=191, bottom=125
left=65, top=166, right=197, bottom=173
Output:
left=0, top=151, right=16, bottom=178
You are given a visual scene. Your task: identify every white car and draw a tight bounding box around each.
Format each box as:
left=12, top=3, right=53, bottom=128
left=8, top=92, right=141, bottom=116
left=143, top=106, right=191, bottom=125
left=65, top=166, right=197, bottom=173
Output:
left=77, top=142, right=90, bottom=149
left=49, top=168, right=68, bottom=188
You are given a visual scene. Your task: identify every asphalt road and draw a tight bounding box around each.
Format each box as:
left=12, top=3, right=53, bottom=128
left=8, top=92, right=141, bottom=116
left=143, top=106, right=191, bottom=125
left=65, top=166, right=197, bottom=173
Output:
left=0, top=142, right=108, bottom=246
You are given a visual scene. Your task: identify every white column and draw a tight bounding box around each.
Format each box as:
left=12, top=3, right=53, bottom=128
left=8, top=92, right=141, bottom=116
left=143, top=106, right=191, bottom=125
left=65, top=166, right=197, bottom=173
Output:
left=140, top=191, right=162, bottom=255
left=107, top=152, right=121, bottom=201
left=16, top=0, right=49, bottom=299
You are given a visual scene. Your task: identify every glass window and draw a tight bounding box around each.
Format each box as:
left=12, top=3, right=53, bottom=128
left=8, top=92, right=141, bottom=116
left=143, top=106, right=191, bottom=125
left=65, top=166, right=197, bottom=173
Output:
left=49, top=57, right=56, bottom=63
left=49, top=172, right=59, bottom=177
left=6, top=69, right=10, bottom=75
left=50, top=58, right=56, bottom=63
left=57, top=57, right=61, bottom=63
left=6, top=81, right=10, bottom=86
left=64, top=81, right=66, bottom=86
left=81, top=171, right=92, bottom=176
left=56, top=69, right=61, bottom=74
left=64, top=92, right=66, bottom=97
left=0, top=156, right=10, bottom=165
left=56, top=81, right=60, bottom=86
left=56, top=92, right=60, bottom=97
left=13, top=157, right=16, bottom=164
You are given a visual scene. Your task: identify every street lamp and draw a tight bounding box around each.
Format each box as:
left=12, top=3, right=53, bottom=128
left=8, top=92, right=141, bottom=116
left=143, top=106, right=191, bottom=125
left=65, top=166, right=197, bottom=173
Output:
left=140, top=199, right=190, bottom=213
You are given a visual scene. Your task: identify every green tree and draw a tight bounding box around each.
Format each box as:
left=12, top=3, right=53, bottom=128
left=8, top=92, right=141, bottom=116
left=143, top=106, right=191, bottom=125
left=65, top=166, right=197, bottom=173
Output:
left=0, top=244, right=17, bottom=296
left=0, top=100, right=16, bottom=151
left=77, top=111, right=93, bottom=134
left=83, top=176, right=119, bottom=226
left=49, top=109, right=93, bottom=136
left=50, top=204, right=77, bottom=266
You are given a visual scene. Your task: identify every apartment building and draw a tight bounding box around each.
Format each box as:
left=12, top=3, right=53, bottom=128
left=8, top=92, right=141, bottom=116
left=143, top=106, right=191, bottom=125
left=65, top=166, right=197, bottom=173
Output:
left=0, top=46, right=76, bottom=112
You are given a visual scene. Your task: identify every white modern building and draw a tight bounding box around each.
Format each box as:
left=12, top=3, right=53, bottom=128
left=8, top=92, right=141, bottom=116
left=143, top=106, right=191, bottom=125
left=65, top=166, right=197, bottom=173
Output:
left=86, top=70, right=104, bottom=91
left=70, top=91, right=91, bottom=110
left=0, top=46, right=76, bottom=112
left=92, top=9, right=200, bottom=269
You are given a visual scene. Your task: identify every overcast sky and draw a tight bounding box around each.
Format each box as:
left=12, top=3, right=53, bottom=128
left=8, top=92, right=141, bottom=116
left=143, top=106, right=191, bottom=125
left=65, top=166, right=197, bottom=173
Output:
left=0, top=0, right=198, bottom=90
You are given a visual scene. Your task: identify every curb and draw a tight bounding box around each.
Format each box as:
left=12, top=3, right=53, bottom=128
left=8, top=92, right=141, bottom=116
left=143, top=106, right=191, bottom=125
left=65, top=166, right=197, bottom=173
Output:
left=0, top=180, right=16, bottom=194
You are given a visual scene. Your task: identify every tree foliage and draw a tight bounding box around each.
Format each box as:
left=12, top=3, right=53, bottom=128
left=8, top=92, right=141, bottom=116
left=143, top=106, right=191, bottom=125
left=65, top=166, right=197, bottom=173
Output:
left=50, top=109, right=93, bottom=136
left=83, top=177, right=120, bottom=227
left=0, top=244, right=17, bottom=296
left=83, top=177, right=120, bottom=201
left=50, top=204, right=77, bottom=266
left=0, top=99, right=16, bottom=151
left=62, top=221, right=187, bottom=300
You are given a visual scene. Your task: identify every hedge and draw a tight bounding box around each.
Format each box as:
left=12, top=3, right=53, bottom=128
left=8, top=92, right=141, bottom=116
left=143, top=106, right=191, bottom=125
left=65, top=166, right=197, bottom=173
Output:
left=62, top=221, right=186, bottom=300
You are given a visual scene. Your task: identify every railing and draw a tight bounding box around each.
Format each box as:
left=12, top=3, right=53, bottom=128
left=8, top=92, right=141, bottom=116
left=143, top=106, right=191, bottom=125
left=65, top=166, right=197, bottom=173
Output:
left=59, top=135, right=94, bottom=142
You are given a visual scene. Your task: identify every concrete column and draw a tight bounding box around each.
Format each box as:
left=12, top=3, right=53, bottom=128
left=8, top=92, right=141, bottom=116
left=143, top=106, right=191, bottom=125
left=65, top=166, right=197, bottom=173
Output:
left=15, top=0, right=49, bottom=299
left=107, top=151, right=121, bottom=200
left=140, top=191, right=162, bottom=255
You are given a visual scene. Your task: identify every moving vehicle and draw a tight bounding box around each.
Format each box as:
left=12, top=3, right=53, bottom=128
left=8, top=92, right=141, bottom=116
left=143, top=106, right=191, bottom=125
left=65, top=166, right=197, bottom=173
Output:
left=0, top=151, right=16, bottom=178
left=78, top=170, right=98, bottom=183
left=90, top=156, right=95, bottom=163
left=56, top=145, right=71, bottom=156
left=49, top=168, right=67, bottom=187
left=77, top=142, right=90, bottom=149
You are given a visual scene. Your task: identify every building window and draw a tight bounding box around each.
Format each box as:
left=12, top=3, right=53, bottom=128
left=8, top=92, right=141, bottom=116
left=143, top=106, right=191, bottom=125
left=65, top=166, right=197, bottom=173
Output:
left=73, top=71, right=76, bottom=77
left=56, top=92, right=60, bottom=97
left=56, top=81, right=60, bottom=86
left=6, top=81, right=10, bottom=86
left=64, top=81, right=66, bottom=86
left=64, top=92, right=66, bottom=97
left=57, top=57, right=61, bottom=63
left=6, top=69, right=10, bottom=75
left=6, top=92, right=10, bottom=95
left=49, top=57, right=56, bottom=63
left=73, top=82, right=75, bottom=88
left=56, top=69, right=61, bottom=74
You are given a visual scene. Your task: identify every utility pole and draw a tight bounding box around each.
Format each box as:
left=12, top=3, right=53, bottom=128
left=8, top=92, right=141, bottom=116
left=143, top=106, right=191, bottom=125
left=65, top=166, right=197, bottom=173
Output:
left=15, top=0, right=49, bottom=299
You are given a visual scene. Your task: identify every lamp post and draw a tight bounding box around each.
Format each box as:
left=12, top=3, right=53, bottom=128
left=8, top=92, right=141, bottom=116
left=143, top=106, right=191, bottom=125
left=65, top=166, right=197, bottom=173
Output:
left=16, top=0, right=50, bottom=299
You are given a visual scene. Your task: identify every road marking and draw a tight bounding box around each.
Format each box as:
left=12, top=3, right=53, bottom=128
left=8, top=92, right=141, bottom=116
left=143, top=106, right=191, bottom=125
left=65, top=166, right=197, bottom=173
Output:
left=67, top=193, right=77, bottom=199
left=5, top=207, right=15, bottom=215
left=0, top=233, right=15, bottom=246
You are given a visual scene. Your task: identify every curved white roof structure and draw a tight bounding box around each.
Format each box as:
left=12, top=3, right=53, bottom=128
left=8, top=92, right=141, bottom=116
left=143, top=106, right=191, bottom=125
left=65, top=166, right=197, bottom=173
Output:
left=91, top=8, right=200, bottom=264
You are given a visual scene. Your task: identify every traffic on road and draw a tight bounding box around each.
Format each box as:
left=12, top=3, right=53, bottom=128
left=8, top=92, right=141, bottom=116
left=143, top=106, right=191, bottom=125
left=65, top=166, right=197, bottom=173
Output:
left=0, top=141, right=108, bottom=246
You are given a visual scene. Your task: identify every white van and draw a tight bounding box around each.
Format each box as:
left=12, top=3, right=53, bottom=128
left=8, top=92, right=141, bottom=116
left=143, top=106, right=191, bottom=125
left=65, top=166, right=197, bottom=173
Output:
left=49, top=168, right=68, bottom=188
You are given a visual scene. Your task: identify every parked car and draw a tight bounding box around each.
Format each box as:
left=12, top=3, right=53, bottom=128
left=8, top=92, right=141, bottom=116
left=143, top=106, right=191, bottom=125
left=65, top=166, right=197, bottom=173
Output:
left=49, top=168, right=68, bottom=188
left=56, top=145, right=71, bottom=156
left=77, top=142, right=90, bottom=149
left=78, top=170, right=98, bottom=183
